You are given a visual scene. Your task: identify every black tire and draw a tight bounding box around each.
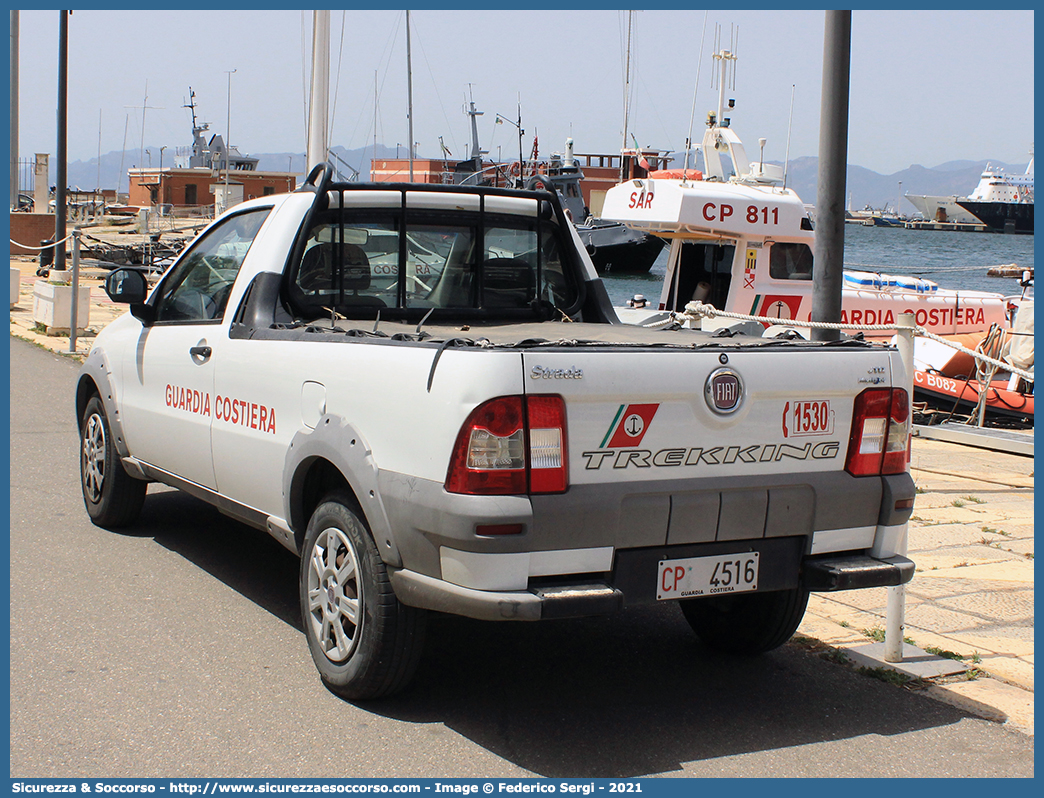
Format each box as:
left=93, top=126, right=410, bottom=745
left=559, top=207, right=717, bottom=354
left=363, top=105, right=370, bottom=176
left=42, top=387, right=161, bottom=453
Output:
left=299, top=494, right=427, bottom=700
left=680, top=587, right=810, bottom=654
left=79, top=394, right=147, bottom=528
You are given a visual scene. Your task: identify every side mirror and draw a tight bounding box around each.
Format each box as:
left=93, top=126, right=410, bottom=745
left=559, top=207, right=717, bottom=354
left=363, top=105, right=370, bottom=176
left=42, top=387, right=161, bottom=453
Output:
left=104, top=268, right=148, bottom=303
left=104, top=268, right=155, bottom=326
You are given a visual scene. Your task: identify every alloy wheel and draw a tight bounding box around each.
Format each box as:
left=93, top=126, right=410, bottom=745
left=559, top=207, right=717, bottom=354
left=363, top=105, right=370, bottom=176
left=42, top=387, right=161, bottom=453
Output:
left=82, top=413, right=106, bottom=503
left=306, top=526, right=363, bottom=662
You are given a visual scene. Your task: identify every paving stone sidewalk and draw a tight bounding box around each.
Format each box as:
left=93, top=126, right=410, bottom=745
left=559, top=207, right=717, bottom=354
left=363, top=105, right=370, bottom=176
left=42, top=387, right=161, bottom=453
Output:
left=799, top=436, right=1033, bottom=735
left=10, top=255, right=124, bottom=355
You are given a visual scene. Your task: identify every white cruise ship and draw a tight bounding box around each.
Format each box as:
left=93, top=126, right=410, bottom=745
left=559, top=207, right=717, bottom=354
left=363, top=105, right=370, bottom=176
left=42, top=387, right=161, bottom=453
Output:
left=905, top=151, right=1033, bottom=225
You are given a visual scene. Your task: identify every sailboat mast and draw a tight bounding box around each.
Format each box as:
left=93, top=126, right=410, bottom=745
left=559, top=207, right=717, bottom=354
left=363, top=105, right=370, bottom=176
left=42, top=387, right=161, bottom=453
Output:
left=373, top=71, right=378, bottom=176
left=620, top=10, right=633, bottom=181
left=307, top=10, right=330, bottom=170
left=406, top=10, right=415, bottom=181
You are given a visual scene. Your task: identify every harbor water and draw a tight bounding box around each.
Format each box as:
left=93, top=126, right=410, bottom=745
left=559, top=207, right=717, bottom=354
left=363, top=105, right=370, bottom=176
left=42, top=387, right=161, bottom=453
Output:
left=600, top=223, right=1035, bottom=306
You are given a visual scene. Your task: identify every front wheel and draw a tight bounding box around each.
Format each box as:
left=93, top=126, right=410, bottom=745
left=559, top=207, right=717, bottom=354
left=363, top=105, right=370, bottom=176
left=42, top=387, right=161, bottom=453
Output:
left=680, top=587, right=809, bottom=654
left=300, top=494, right=426, bottom=700
left=80, top=394, right=147, bottom=527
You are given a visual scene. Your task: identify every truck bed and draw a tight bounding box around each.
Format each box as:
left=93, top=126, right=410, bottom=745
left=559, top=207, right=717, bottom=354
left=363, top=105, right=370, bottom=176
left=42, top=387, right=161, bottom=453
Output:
left=283, top=317, right=884, bottom=351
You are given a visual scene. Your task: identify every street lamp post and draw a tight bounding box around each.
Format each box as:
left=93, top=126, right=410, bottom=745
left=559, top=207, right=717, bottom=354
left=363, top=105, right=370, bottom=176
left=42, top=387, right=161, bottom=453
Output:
left=159, top=146, right=167, bottom=210
left=495, top=112, right=524, bottom=187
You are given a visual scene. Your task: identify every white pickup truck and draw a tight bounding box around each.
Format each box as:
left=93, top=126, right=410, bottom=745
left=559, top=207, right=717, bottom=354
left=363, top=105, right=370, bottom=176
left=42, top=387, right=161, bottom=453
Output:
left=76, top=165, right=915, bottom=699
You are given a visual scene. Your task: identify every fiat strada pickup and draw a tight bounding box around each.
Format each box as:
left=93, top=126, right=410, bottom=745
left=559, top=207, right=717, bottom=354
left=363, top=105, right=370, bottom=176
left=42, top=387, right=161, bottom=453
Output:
left=76, top=164, right=915, bottom=699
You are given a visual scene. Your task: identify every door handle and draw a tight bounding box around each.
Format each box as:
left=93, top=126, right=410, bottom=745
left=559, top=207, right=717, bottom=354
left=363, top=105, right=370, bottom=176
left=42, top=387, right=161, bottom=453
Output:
left=189, top=345, right=212, bottom=360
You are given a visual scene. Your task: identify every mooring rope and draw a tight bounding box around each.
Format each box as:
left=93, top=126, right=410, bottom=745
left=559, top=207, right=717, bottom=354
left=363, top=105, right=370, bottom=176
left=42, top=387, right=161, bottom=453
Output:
left=9, top=233, right=75, bottom=251
left=643, top=301, right=1035, bottom=382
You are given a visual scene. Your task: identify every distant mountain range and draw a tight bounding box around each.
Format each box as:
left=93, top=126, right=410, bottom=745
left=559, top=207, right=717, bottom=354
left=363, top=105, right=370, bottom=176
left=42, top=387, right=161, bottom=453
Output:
left=779, top=157, right=1032, bottom=215
left=46, top=145, right=391, bottom=196
left=42, top=146, right=1031, bottom=215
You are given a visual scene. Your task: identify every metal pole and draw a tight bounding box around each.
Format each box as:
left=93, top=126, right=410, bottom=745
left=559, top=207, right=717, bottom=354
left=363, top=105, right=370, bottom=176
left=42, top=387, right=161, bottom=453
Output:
left=55, top=10, right=69, bottom=272
left=10, top=10, right=19, bottom=211
left=373, top=71, right=378, bottom=176
left=516, top=101, right=524, bottom=186
left=884, top=536, right=908, bottom=662
left=306, top=11, right=329, bottom=170
left=810, top=9, right=851, bottom=342
left=224, top=68, right=235, bottom=214
left=884, top=310, right=916, bottom=662
left=67, top=228, right=81, bottom=354
left=620, top=10, right=632, bottom=182
left=406, top=10, right=414, bottom=181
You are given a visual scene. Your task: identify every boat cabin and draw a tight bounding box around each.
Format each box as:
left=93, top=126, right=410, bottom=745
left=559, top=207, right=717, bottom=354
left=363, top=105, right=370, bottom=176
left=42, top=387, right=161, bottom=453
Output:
left=601, top=122, right=1010, bottom=336
left=602, top=172, right=1009, bottom=336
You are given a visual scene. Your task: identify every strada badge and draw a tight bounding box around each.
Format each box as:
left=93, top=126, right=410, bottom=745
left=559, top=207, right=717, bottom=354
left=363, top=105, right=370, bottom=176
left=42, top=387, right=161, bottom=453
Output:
left=530, top=365, right=584, bottom=380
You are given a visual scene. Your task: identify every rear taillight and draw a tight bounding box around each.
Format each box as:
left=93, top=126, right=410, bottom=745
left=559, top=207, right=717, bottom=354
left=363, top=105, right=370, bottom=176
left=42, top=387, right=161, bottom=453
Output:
left=845, top=388, right=910, bottom=477
left=882, top=388, right=910, bottom=474
left=446, top=395, right=568, bottom=495
left=526, top=395, right=568, bottom=493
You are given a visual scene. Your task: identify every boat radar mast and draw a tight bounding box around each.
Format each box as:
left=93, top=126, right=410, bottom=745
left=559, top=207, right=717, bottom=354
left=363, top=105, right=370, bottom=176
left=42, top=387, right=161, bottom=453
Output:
left=700, top=36, right=784, bottom=186
left=465, top=85, right=487, bottom=171
left=183, top=88, right=211, bottom=168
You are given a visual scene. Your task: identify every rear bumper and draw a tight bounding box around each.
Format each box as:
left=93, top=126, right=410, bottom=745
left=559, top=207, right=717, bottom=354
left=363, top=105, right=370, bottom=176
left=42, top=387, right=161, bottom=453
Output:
left=391, top=542, right=915, bottom=621
left=378, top=468, right=917, bottom=590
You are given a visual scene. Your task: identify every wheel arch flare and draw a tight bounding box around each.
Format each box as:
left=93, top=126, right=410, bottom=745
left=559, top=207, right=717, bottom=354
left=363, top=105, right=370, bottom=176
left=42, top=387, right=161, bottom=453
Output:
left=283, top=414, right=401, bottom=567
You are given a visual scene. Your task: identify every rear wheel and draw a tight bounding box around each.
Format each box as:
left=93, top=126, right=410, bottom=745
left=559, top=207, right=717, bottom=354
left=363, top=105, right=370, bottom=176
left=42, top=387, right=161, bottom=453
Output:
left=300, top=494, right=426, bottom=700
left=79, top=395, right=146, bottom=527
left=680, top=587, right=809, bottom=654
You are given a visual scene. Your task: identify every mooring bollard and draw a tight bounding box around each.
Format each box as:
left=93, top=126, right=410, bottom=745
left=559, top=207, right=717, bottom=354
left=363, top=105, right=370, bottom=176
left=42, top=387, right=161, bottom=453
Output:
left=885, top=311, right=916, bottom=662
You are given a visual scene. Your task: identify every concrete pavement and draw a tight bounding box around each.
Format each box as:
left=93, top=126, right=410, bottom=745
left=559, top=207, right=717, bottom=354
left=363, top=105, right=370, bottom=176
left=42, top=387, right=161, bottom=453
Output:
left=10, top=256, right=1034, bottom=736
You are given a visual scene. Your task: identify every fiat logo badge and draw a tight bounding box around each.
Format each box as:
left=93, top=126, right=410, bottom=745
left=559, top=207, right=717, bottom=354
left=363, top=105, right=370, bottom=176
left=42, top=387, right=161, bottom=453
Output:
left=705, top=368, right=743, bottom=414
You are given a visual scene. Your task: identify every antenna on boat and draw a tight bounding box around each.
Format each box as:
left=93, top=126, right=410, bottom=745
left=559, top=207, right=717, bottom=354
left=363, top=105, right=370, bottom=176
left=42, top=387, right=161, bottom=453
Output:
left=730, top=24, right=738, bottom=89
left=682, top=11, right=710, bottom=184
left=783, top=83, right=795, bottom=190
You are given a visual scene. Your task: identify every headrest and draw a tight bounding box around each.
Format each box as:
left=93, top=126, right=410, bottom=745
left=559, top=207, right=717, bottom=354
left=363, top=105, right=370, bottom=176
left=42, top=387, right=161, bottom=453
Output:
left=300, top=242, right=370, bottom=291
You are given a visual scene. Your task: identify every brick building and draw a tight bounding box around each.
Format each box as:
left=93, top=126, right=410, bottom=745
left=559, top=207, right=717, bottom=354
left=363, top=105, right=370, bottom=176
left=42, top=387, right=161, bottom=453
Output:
left=127, top=167, right=296, bottom=215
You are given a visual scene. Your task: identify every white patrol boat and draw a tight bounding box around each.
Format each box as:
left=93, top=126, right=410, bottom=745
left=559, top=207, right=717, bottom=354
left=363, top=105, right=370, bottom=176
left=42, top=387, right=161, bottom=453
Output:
left=601, top=48, right=1012, bottom=338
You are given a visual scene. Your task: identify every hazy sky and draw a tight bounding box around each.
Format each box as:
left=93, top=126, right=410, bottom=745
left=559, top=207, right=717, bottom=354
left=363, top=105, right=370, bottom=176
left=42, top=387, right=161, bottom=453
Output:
left=12, top=8, right=1035, bottom=175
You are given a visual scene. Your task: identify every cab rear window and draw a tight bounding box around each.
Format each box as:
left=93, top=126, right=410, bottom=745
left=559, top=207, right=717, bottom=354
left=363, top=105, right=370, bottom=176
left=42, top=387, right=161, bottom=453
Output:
left=286, top=209, right=579, bottom=320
